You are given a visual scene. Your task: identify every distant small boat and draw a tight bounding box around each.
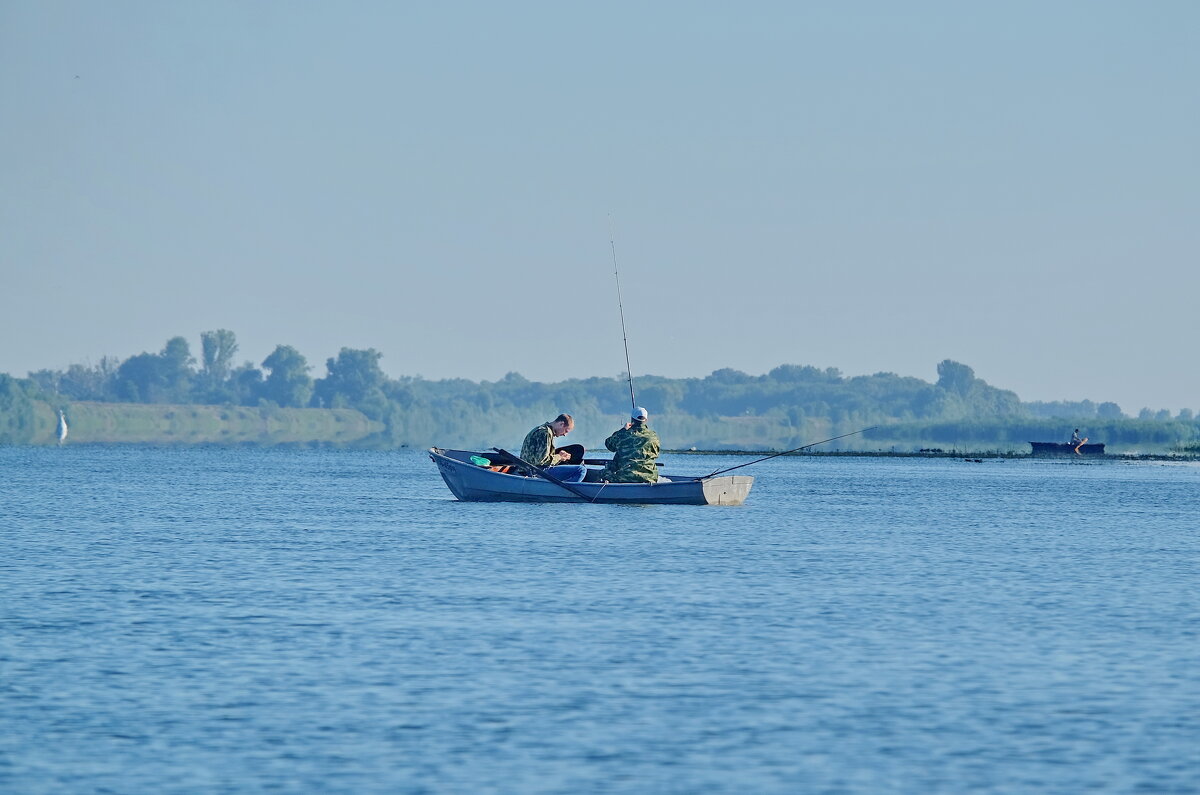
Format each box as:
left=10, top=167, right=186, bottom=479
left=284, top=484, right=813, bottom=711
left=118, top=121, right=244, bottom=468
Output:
left=429, top=448, right=753, bottom=505
left=1030, top=441, right=1105, bottom=456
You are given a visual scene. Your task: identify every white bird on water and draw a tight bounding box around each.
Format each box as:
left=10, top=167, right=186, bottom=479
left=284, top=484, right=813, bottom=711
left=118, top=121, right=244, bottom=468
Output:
left=57, top=410, right=68, bottom=445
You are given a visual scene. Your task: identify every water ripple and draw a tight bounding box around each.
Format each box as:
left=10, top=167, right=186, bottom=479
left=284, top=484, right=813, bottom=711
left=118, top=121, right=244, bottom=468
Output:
left=1, top=448, right=1197, bottom=792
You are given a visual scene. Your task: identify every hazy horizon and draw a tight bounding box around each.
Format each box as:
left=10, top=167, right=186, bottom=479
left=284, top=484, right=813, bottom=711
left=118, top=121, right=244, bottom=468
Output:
left=3, top=2, right=1196, bottom=414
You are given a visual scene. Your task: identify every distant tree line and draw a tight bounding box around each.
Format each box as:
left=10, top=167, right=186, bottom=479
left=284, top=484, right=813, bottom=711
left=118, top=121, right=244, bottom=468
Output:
left=8, top=330, right=1200, bottom=451
left=26, top=331, right=375, bottom=414
left=1023, top=399, right=1125, bottom=420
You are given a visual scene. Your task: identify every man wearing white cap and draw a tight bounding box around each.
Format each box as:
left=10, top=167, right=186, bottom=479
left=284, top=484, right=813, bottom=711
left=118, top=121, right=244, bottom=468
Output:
left=600, top=407, right=661, bottom=483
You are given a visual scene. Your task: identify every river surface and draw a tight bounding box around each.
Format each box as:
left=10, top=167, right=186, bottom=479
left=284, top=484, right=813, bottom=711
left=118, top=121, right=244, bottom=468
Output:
left=2, top=446, right=1198, bottom=793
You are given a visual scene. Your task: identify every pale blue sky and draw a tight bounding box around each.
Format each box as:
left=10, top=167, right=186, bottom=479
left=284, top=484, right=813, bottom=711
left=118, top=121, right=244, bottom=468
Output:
left=2, top=2, right=1197, bottom=414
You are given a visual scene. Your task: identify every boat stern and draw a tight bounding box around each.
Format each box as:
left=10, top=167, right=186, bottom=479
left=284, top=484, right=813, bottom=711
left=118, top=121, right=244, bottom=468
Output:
left=701, top=475, right=754, bottom=506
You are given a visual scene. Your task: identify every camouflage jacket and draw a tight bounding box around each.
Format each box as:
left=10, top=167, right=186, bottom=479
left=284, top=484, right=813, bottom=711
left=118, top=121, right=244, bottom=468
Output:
left=601, top=423, right=660, bottom=483
left=520, top=422, right=557, bottom=468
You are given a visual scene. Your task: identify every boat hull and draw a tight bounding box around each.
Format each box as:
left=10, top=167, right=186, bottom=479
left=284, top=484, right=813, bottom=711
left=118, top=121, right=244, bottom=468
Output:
left=430, top=448, right=753, bottom=505
left=1030, top=442, right=1106, bottom=456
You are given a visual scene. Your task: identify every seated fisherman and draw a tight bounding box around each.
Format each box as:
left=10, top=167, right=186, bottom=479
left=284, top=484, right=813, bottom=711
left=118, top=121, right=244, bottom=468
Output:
left=520, top=413, right=587, bottom=482
left=600, top=407, right=661, bottom=483
left=1071, top=428, right=1083, bottom=446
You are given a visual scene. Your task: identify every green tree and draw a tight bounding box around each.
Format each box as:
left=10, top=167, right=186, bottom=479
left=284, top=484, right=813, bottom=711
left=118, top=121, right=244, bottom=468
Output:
left=68, top=357, right=120, bottom=401
left=29, top=358, right=121, bottom=401
left=27, top=369, right=62, bottom=395
left=112, top=337, right=195, bottom=403
left=160, top=337, right=195, bottom=402
left=314, top=348, right=385, bottom=406
left=199, top=330, right=238, bottom=388
left=311, top=348, right=390, bottom=421
left=115, top=353, right=164, bottom=402
left=936, top=360, right=975, bottom=396
left=261, top=345, right=313, bottom=408
left=0, top=374, right=39, bottom=444
left=229, top=362, right=265, bottom=406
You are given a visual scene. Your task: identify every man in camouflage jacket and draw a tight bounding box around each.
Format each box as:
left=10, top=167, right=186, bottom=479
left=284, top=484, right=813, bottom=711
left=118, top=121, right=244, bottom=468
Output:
left=518, top=413, right=587, bottom=482
left=520, top=413, right=575, bottom=467
left=600, top=407, right=660, bottom=483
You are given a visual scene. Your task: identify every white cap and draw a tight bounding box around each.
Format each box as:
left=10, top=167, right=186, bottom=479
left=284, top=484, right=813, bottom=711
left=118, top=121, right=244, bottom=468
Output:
left=632, top=407, right=648, bottom=421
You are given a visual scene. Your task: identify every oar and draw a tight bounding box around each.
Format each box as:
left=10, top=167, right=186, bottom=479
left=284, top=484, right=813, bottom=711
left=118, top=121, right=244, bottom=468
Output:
left=701, top=426, right=879, bottom=478
left=490, top=448, right=593, bottom=502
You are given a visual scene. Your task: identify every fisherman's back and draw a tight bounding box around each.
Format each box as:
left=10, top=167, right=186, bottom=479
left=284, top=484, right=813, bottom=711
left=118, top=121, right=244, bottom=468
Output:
left=521, top=422, right=556, bottom=467
left=602, top=424, right=661, bottom=483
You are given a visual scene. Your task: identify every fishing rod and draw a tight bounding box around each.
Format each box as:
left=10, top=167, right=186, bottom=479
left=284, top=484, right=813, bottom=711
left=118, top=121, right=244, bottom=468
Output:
left=702, top=426, right=879, bottom=478
left=609, top=218, right=637, bottom=416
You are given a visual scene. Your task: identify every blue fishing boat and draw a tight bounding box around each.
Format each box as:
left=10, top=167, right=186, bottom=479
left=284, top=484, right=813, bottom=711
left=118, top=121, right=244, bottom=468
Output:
left=429, top=448, right=754, bottom=505
left=1030, top=441, right=1106, bottom=456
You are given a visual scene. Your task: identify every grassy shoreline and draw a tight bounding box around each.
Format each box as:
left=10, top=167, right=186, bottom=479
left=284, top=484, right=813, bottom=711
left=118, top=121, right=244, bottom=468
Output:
left=13, top=397, right=1195, bottom=457
left=46, top=401, right=383, bottom=446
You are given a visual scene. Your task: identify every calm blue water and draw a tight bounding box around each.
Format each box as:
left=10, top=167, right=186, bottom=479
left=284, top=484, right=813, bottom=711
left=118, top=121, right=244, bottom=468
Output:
left=2, top=447, right=1197, bottom=793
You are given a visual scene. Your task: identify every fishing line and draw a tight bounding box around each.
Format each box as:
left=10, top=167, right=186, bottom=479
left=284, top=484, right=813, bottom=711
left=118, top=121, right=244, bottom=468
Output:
left=702, top=426, right=879, bottom=478
left=609, top=216, right=637, bottom=416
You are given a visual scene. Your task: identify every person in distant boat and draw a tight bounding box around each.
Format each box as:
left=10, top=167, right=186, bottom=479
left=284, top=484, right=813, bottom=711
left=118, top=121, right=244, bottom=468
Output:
left=1071, top=428, right=1083, bottom=446
left=520, top=413, right=587, bottom=482
left=600, top=407, right=661, bottom=483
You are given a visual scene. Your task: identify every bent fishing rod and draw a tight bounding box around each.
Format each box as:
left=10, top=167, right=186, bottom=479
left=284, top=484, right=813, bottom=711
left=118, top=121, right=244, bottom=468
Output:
left=610, top=219, right=637, bottom=416
left=702, top=426, right=879, bottom=478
